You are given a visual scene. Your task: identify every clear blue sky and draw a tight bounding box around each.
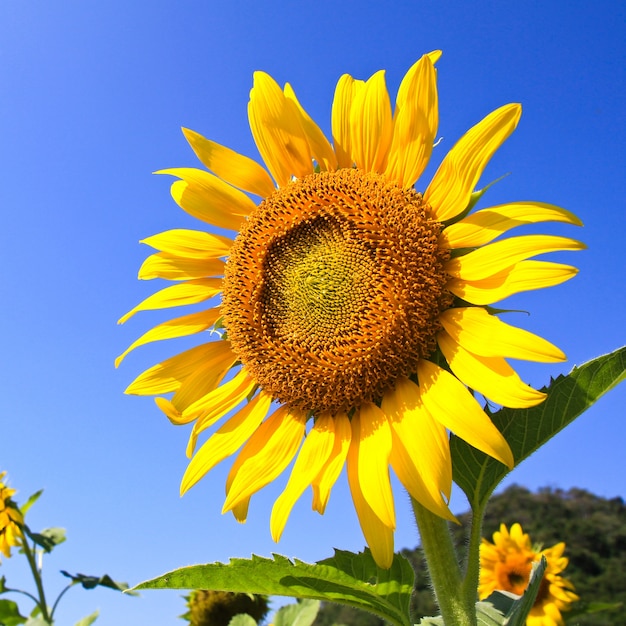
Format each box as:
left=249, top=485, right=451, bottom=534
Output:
left=1, top=1, right=624, bottom=624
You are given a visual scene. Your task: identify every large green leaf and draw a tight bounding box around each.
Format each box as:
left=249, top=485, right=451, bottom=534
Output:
left=0, top=599, right=27, bottom=626
left=451, top=347, right=626, bottom=510
left=133, top=550, right=414, bottom=626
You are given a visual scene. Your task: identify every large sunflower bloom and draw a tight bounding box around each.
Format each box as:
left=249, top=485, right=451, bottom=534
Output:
left=118, top=52, right=583, bottom=568
left=0, top=471, right=23, bottom=560
left=479, top=523, right=579, bottom=625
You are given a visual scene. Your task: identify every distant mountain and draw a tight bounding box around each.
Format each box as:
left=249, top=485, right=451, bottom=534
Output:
left=313, top=485, right=626, bottom=625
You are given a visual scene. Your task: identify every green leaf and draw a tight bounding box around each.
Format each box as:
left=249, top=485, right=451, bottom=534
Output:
left=0, top=599, right=27, bottom=626
left=60, top=572, right=132, bottom=593
left=133, top=550, right=414, bottom=626
left=273, top=600, right=320, bottom=626
left=0, top=576, right=7, bottom=595
left=228, top=615, right=257, bottom=626
left=73, top=610, right=99, bottom=626
left=23, top=527, right=66, bottom=553
left=451, top=347, right=626, bottom=510
left=19, top=491, right=43, bottom=516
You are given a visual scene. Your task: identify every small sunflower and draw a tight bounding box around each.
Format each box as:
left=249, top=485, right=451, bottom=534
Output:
left=0, top=471, right=23, bottom=560
left=119, top=52, right=583, bottom=568
left=479, top=523, right=579, bottom=626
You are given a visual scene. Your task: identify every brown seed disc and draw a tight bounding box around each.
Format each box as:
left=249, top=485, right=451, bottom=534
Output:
left=221, top=168, right=452, bottom=413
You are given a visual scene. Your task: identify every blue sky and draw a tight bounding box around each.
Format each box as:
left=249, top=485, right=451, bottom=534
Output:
left=1, top=1, right=624, bottom=624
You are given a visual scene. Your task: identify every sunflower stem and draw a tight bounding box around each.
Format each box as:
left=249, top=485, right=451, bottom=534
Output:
left=461, top=507, right=485, bottom=610
left=411, top=498, right=475, bottom=626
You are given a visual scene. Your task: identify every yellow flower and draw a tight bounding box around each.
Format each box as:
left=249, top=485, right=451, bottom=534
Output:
left=479, top=523, right=579, bottom=625
left=119, top=52, right=583, bottom=568
left=0, top=471, right=23, bottom=560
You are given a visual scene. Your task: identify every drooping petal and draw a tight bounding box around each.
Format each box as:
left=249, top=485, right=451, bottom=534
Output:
left=158, top=168, right=256, bottom=230
left=384, top=54, right=438, bottom=187
left=350, top=403, right=395, bottom=529
left=248, top=71, right=313, bottom=186
left=445, top=235, right=585, bottom=281
left=222, top=406, right=307, bottom=513
left=349, top=70, right=393, bottom=173
left=381, top=378, right=455, bottom=519
left=115, top=308, right=222, bottom=368
left=118, top=278, right=222, bottom=324
left=271, top=413, right=336, bottom=541
left=417, top=360, right=514, bottom=468
left=140, top=229, right=233, bottom=259
left=125, top=340, right=232, bottom=396
left=284, top=84, right=337, bottom=172
left=311, top=412, right=351, bottom=514
left=441, top=202, right=583, bottom=249
left=180, top=391, right=273, bottom=494
left=138, top=252, right=225, bottom=281
left=438, top=330, right=546, bottom=408
left=186, top=369, right=258, bottom=455
left=182, top=127, right=275, bottom=197
left=424, top=104, right=522, bottom=222
left=332, top=74, right=363, bottom=168
left=439, top=307, right=565, bottom=362
left=447, top=260, right=578, bottom=304
left=347, top=421, right=394, bottom=569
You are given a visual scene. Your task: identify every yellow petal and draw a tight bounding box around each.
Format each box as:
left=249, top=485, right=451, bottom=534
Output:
left=346, top=425, right=394, bottom=569
left=248, top=71, right=313, bottom=186
left=169, top=344, right=237, bottom=413
left=117, top=278, right=222, bottom=324
left=447, top=260, right=578, bottom=305
left=331, top=74, right=363, bottom=168
left=424, top=104, right=522, bottom=222
left=441, top=202, right=583, bottom=249
left=115, top=307, right=222, bottom=368
left=180, top=391, right=272, bottom=494
left=445, top=235, right=585, bottom=281
left=439, top=307, right=565, bottom=362
left=284, top=83, right=337, bottom=172
left=384, top=54, right=438, bottom=187
left=350, top=70, right=393, bottom=173
left=186, top=369, right=258, bottom=456
left=222, top=406, right=306, bottom=513
left=125, top=341, right=231, bottom=396
left=140, top=229, right=233, bottom=259
left=182, top=128, right=275, bottom=197
left=438, top=330, right=546, bottom=408
left=138, top=252, right=225, bottom=281
left=351, top=403, right=395, bottom=529
left=158, top=168, right=256, bottom=230
left=417, top=360, right=514, bottom=468
left=381, top=378, right=455, bottom=520
left=311, top=412, right=351, bottom=514
left=270, top=413, right=336, bottom=542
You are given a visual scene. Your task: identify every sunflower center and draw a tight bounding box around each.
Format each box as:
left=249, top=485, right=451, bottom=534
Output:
left=222, top=168, right=452, bottom=413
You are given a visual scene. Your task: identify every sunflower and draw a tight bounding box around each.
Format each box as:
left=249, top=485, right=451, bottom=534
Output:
left=118, top=51, right=583, bottom=568
left=479, top=523, right=579, bottom=625
left=0, top=471, right=23, bottom=560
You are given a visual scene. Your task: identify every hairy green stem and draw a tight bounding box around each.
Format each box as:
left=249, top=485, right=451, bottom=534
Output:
left=411, top=498, right=476, bottom=626
left=461, top=507, right=485, bottom=608
left=21, top=537, right=52, bottom=624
